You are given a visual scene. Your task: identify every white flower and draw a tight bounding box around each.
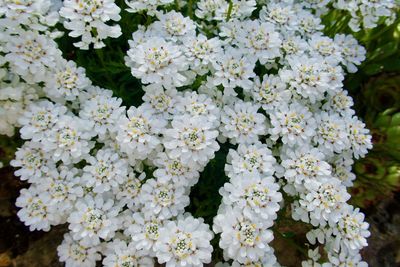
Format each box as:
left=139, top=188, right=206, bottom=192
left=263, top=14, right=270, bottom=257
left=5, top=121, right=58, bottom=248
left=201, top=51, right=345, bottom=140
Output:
left=220, top=174, right=282, bottom=221
left=225, top=143, right=276, bottom=178
left=11, top=141, right=55, bottom=182
left=0, top=74, right=39, bottom=136
left=323, top=89, right=355, bottom=116
left=68, top=195, right=120, bottom=246
left=213, top=206, right=274, bottom=263
left=4, top=30, right=61, bottom=83
left=124, top=212, right=164, bottom=255
left=155, top=215, right=214, bottom=267
left=309, top=34, right=342, bottom=63
left=231, top=248, right=278, bottom=266
left=280, top=55, right=330, bottom=103
left=220, top=100, right=267, bottom=145
left=152, top=11, right=196, bottom=42
left=60, top=0, right=122, bottom=49
left=334, top=0, right=395, bottom=31
left=269, top=102, right=317, bottom=147
left=280, top=34, right=309, bottom=57
left=174, top=91, right=221, bottom=127
left=38, top=166, right=83, bottom=220
left=297, top=10, right=324, bottom=35
left=164, top=115, right=220, bottom=167
left=102, top=239, right=154, bottom=267
left=79, top=93, right=125, bottom=136
left=329, top=154, right=356, bottom=187
left=125, top=36, right=189, bottom=88
left=195, top=0, right=226, bottom=21
left=301, top=247, right=323, bottom=267
left=197, top=0, right=256, bottom=21
left=251, top=74, right=291, bottom=111
left=77, top=84, right=113, bottom=102
left=219, top=19, right=242, bottom=45
left=44, top=59, right=91, bottom=102
left=125, top=0, right=173, bottom=15
left=0, top=0, right=59, bottom=32
left=43, top=115, right=95, bottom=164
left=115, top=171, right=145, bottom=210
left=293, top=177, right=350, bottom=227
left=327, top=205, right=370, bottom=254
left=326, top=252, right=368, bottom=267
left=153, top=152, right=200, bottom=187
left=301, top=0, right=331, bottom=12
left=346, top=116, right=372, bottom=159
left=123, top=25, right=152, bottom=48
left=321, top=58, right=344, bottom=94
left=259, top=2, right=297, bottom=30
left=57, top=233, right=101, bottom=267
left=0, top=0, right=48, bottom=16
left=314, top=112, right=349, bottom=154
left=142, top=84, right=178, bottom=119
left=215, top=0, right=257, bottom=21
left=16, top=186, right=57, bottom=231
left=212, top=48, right=256, bottom=92
left=281, top=145, right=331, bottom=194
left=139, top=178, right=190, bottom=220
left=184, top=34, right=222, bottom=75
left=81, top=148, right=129, bottom=193
left=334, top=34, right=366, bottom=73
left=236, top=20, right=281, bottom=64
left=116, top=105, right=166, bottom=161
left=18, top=100, right=67, bottom=141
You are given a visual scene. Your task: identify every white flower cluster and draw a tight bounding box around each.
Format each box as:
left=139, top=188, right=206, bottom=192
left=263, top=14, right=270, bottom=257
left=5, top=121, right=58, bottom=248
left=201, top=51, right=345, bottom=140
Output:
left=214, top=143, right=281, bottom=265
left=0, top=0, right=61, bottom=136
left=200, top=0, right=398, bottom=32
left=196, top=0, right=257, bottom=21
left=11, top=65, right=218, bottom=266
left=59, top=0, right=122, bottom=49
left=1, top=0, right=389, bottom=266
left=334, top=0, right=397, bottom=32
left=125, top=0, right=174, bottom=15
left=0, top=0, right=60, bottom=36
left=0, top=73, right=38, bottom=136
left=122, top=1, right=374, bottom=265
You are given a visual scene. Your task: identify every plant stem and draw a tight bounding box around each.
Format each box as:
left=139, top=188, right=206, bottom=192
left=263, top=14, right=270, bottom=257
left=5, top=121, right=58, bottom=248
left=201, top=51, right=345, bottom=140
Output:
left=145, top=13, right=152, bottom=26
left=226, top=0, right=233, bottom=22
left=188, top=0, right=193, bottom=19
left=366, top=18, right=400, bottom=42
left=96, top=49, right=115, bottom=88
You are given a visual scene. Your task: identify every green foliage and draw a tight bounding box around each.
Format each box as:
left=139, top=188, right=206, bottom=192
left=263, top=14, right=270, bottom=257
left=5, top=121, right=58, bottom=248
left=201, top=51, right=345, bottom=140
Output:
left=322, top=9, right=400, bottom=93
left=56, top=0, right=145, bottom=107
left=350, top=106, right=400, bottom=209
left=318, top=9, right=400, bottom=209
left=345, top=42, right=400, bottom=208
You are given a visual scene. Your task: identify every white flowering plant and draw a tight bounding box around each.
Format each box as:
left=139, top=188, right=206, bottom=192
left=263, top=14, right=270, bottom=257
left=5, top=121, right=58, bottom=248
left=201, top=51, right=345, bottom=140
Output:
left=1, top=0, right=399, bottom=266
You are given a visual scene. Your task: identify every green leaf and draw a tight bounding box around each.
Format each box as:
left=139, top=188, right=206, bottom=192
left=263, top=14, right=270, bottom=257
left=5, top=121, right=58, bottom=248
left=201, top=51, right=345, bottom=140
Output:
left=282, top=232, right=295, bottom=238
left=392, top=112, right=400, bottom=126
left=363, top=64, right=384, bottom=75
